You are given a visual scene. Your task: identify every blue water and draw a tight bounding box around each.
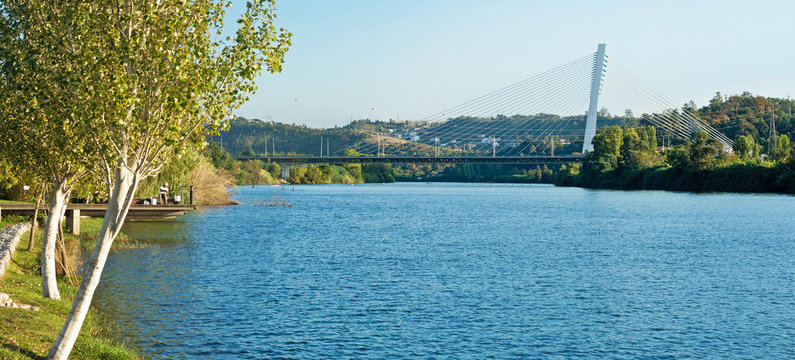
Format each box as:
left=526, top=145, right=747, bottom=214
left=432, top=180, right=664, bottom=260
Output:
left=94, top=183, right=795, bottom=358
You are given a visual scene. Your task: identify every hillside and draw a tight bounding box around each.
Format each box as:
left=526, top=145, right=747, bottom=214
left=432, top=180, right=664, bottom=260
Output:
left=694, top=92, right=794, bottom=148
left=213, top=93, right=794, bottom=160
left=213, top=115, right=639, bottom=157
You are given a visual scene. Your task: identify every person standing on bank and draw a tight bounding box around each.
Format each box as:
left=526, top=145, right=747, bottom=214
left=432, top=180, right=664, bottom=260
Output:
left=159, top=182, right=169, bottom=205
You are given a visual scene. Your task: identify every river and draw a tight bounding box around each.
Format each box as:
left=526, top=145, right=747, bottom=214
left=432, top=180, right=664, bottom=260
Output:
left=93, top=183, right=795, bottom=358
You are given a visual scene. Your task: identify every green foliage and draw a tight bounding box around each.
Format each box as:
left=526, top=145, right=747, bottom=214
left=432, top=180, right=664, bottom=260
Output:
left=211, top=117, right=366, bottom=157
left=665, top=145, right=690, bottom=170
left=618, top=127, right=664, bottom=171
left=688, top=131, right=723, bottom=171
left=637, top=126, right=658, bottom=150
left=0, top=1, right=102, bottom=196
left=284, top=164, right=373, bottom=184
left=591, top=126, right=623, bottom=160
left=203, top=139, right=392, bottom=185
left=555, top=163, right=581, bottom=186
left=733, top=135, right=758, bottom=160
left=362, top=164, right=395, bottom=183
left=2, top=0, right=291, bottom=185
left=206, top=141, right=238, bottom=172
left=583, top=126, right=623, bottom=177
left=392, top=163, right=559, bottom=183
left=561, top=125, right=795, bottom=194
left=776, top=134, right=791, bottom=162
left=137, top=145, right=202, bottom=198
left=0, top=159, right=21, bottom=191
left=344, top=164, right=364, bottom=183
left=696, top=92, right=794, bottom=150
left=342, top=148, right=366, bottom=156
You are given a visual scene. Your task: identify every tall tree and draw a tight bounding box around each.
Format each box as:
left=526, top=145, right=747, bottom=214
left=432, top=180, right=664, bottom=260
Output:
left=689, top=131, right=722, bottom=171
left=0, top=1, right=102, bottom=299
left=776, top=135, right=791, bottom=162
left=1, top=1, right=290, bottom=358
left=733, top=135, right=757, bottom=160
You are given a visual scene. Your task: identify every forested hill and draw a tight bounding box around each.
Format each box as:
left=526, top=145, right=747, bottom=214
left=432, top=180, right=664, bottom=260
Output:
left=213, top=93, right=794, bottom=157
left=695, top=92, right=794, bottom=147
left=211, top=115, right=639, bottom=157
left=209, top=117, right=366, bottom=156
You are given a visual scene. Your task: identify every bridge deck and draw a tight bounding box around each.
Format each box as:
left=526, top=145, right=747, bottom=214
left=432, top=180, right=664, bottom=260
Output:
left=236, top=155, right=583, bottom=165
left=0, top=203, right=196, bottom=235
left=0, top=203, right=196, bottom=219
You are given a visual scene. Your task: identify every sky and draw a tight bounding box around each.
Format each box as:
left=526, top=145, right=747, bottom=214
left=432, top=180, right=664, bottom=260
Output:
left=229, top=0, right=795, bottom=128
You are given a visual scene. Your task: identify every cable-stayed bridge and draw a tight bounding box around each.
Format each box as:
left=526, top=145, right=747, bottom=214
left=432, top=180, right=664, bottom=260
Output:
left=241, top=44, right=731, bottom=176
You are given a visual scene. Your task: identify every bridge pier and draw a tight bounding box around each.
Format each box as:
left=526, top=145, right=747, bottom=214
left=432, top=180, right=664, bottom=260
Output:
left=280, top=164, right=291, bottom=180
left=65, top=209, right=80, bottom=235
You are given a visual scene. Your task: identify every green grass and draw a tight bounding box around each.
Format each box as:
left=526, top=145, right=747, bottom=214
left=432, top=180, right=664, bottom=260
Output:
left=0, top=199, right=33, bottom=204
left=0, top=222, right=140, bottom=360
left=0, top=216, right=33, bottom=230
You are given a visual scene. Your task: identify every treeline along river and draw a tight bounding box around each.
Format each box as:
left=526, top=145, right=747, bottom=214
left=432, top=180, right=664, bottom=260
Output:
left=93, top=183, right=794, bottom=359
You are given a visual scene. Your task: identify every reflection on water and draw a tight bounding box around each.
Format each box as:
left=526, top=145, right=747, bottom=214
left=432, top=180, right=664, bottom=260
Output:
left=93, top=183, right=795, bottom=359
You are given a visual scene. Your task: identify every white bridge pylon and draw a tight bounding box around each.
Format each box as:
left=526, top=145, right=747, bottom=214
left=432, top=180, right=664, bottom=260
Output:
left=582, top=43, right=607, bottom=153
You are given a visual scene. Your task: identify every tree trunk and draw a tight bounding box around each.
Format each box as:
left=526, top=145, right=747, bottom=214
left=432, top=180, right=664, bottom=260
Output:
left=28, top=184, right=45, bottom=250
left=41, top=180, right=69, bottom=300
left=48, top=162, right=139, bottom=360
left=56, top=221, right=76, bottom=282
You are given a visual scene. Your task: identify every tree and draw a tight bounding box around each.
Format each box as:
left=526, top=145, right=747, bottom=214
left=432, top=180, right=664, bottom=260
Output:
left=581, top=126, right=623, bottom=180
left=1, top=1, right=291, bottom=358
left=636, top=126, right=657, bottom=151
left=689, top=131, right=722, bottom=171
left=590, top=126, right=623, bottom=169
left=776, top=134, right=791, bottom=162
left=665, top=145, right=690, bottom=170
left=619, top=128, right=642, bottom=169
left=709, top=92, right=724, bottom=109
left=733, top=135, right=757, bottom=160
left=0, top=1, right=107, bottom=300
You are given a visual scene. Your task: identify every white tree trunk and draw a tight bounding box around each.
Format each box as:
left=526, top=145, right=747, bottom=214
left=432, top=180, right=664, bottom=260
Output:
left=48, top=162, right=139, bottom=360
left=41, top=180, right=70, bottom=300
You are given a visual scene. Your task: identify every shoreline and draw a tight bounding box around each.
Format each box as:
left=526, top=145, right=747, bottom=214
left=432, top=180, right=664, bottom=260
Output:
left=246, top=180, right=794, bottom=195
left=0, top=219, right=139, bottom=359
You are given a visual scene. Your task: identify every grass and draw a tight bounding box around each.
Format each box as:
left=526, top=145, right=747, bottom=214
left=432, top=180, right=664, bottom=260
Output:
left=0, top=216, right=33, bottom=230
left=0, top=219, right=140, bottom=360
left=0, top=199, right=32, bottom=204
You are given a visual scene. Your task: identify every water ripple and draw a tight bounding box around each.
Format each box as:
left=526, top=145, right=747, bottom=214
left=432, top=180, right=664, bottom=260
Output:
left=93, top=184, right=795, bottom=359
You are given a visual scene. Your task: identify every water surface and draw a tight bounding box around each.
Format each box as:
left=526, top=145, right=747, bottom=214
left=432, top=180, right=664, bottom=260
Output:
left=95, top=183, right=795, bottom=358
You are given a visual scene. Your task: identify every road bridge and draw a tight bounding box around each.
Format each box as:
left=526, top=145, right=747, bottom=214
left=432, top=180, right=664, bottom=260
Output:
left=236, top=155, right=583, bottom=179
left=231, top=44, right=732, bottom=179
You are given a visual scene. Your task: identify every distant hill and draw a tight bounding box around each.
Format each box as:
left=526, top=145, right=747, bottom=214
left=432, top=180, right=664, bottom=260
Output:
left=209, top=117, right=366, bottom=156
left=211, top=93, right=794, bottom=157
left=211, top=115, right=638, bottom=157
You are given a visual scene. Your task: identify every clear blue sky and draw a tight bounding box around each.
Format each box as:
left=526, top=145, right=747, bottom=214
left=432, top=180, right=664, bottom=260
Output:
left=231, top=0, right=794, bottom=128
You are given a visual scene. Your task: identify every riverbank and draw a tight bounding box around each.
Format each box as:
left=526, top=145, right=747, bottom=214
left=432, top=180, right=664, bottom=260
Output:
left=0, top=218, right=139, bottom=359
left=553, top=126, right=795, bottom=195
left=555, top=161, right=795, bottom=194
